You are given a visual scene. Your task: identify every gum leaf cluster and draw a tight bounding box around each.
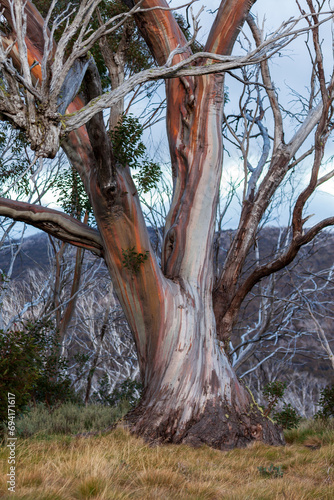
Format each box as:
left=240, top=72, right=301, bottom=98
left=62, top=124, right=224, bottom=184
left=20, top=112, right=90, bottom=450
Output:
left=262, top=381, right=301, bottom=429
left=110, top=113, right=162, bottom=193
left=315, top=385, right=334, bottom=419
left=122, top=246, right=149, bottom=274
left=0, top=124, right=31, bottom=197
left=53, top=167, right=92, bottom=221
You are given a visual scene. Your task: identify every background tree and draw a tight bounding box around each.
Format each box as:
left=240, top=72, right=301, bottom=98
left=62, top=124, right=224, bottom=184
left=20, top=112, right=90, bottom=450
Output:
left=1, top=0, right=334, bottom=449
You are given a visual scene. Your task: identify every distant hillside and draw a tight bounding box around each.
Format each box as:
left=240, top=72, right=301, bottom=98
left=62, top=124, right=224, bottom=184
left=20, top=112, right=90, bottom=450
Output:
left=0, top=227, right=160, bottom=280
left=3, top=226, right=333, bottom=280
left=1, top=226, right=333, bottom=386
left=0, top=232, right=50, bottom=279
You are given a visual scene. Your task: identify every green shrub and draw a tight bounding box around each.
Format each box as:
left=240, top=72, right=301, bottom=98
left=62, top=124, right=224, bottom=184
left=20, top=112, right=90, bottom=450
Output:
left=261, top=380, right=301, bottom=428
left=273, top=403, right=301, bottom=430
left=14, top=402, right=129, bottom=438
left=258, top=463, right=283, bottom=478
left=0, top=320, right=78, bottom=436
left=110, top=379, right=143, bottom=407
left=262, top=381, right=287, bottom=417
left=315, top=385, right=334, bottom=419
left=0, top=327, right=41, bottom=426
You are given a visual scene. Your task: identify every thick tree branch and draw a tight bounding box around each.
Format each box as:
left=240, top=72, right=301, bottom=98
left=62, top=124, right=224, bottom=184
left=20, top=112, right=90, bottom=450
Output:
left=82, top=58, right=116, bottom=195
left=0, top=197, right=104, bottom=256
left=205, top=0, right=257, bottom=55
left=126, top=0, right=190, bottom=65
left=222, top=215, right=334, bottom=334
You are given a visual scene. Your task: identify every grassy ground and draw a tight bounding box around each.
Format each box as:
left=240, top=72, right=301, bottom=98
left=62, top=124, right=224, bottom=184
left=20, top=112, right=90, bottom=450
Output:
left=1, top=419, right=334, bottom=499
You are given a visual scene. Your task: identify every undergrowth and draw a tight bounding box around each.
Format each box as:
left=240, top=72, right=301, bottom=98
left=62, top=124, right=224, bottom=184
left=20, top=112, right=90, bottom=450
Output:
left=0, top=419, right=334, bottom=499
left=3, top=401, right=129, bottom=439
left=285, top=417, right=334, bottom=447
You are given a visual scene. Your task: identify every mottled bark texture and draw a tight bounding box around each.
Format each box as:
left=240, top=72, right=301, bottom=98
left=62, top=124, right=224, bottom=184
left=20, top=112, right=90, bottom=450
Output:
left=0, top=0, right=284, bottom=449
left=119, top=0, right=282, bottom=449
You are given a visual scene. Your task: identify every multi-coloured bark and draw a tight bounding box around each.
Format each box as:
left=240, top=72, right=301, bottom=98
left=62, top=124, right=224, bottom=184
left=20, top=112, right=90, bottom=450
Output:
left=120, top=0, right=282, bottom=447
left=0, top=0, right=285, bottom=448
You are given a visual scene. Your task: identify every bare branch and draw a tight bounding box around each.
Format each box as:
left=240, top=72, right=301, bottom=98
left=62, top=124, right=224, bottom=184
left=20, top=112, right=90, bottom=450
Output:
left=0, top=198, right=104, bottom=256
left=247, top=13, right=284, bottom=152
left=223, top=215, right=334, bottom=334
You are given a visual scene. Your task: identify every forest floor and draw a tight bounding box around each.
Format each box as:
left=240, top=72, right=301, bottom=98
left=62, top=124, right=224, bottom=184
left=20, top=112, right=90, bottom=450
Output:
left=1, top=421, right=334, bottom=499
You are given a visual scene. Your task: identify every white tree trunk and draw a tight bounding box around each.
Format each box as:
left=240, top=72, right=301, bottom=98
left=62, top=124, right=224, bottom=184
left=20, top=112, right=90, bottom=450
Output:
left=127, top=280, right=283, bottom=448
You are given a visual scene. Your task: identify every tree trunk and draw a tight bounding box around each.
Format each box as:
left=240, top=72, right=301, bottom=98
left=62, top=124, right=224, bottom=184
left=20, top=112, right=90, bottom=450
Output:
left=87, top=162, right=283, bottom=447
left=85, top=3, right=284, bottom=449
left=125, top=281, right=283, bottom=449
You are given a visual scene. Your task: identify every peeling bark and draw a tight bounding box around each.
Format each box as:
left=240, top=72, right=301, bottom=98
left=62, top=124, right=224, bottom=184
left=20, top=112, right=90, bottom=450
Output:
left=125, top=279, right=283, bottom=448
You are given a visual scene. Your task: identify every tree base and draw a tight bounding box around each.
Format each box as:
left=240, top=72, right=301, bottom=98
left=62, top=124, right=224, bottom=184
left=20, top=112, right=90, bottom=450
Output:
left=125, top=399, right=284, bottom=450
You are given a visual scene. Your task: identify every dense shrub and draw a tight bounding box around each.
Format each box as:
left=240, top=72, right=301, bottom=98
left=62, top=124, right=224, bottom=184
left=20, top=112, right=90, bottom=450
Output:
left=110, top=379, right=142, bottom=407
left=273, top=403, right=301, bottom=430
left=262, top=381, right=301, bottom=429
left=0, top=320, right=78, bottom=434
left=0, top=326, right=40, bottom=426
left=262, top=381, right=287, bottom=417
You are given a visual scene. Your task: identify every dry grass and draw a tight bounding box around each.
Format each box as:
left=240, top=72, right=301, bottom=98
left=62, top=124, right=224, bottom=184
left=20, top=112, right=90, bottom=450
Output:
left=1, top=424, right=334, bottom=499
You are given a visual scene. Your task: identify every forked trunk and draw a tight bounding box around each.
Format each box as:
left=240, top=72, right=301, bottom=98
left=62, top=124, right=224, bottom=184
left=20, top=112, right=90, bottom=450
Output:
left=90, top=177, right=283, bottom=448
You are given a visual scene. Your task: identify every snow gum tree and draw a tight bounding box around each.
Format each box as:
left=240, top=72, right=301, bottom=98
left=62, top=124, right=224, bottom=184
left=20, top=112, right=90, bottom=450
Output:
left=1, top=0, right=334, bottom=448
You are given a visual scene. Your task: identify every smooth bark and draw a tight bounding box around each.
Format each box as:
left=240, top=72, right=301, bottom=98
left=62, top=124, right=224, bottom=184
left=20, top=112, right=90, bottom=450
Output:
left=0, top=197, right=103, bottom=255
